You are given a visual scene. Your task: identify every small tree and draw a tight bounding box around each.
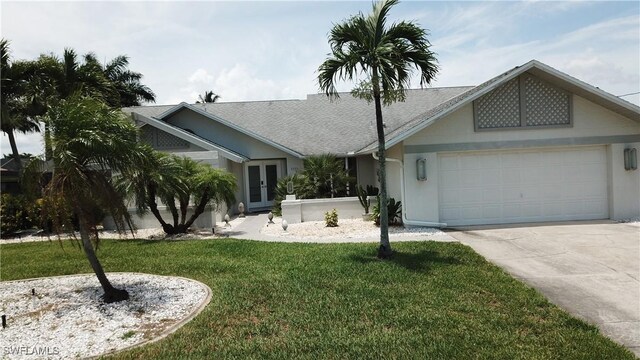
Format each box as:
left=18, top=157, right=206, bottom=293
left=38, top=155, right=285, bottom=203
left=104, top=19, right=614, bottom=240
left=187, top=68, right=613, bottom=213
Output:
left=41, top=95, right=146, bottom=303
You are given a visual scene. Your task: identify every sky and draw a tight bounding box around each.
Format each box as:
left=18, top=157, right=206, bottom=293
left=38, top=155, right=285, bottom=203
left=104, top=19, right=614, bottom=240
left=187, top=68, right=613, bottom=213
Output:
left=1, top=0, right=639, bottom=156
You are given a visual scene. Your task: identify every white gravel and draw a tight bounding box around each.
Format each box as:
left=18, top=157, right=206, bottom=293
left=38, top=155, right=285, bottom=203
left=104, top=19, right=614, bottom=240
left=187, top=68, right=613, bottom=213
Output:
left=261, top=217, right=451, bottom=241
left=0, top=273, right=210, bottom=359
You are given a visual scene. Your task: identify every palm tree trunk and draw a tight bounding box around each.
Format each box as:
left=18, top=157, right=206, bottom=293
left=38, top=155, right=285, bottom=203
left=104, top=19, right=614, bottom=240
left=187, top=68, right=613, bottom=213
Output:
left=147, top=184, right=174, bottom=234
left=180, top=189, right=210, bottom=233
left=372, top=67, right=392, bottom=259
left=6, top=130, right=22, bottom=172
left=78, top=211, right=129, bottom=303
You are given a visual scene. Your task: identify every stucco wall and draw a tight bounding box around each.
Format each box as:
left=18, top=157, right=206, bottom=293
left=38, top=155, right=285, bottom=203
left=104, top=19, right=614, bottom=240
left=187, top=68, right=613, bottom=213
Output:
left=608, top=142, right=640, bottom=220
left=103, top=206, right=216, bottom=231
left=281, top=196, right=369, bottom=224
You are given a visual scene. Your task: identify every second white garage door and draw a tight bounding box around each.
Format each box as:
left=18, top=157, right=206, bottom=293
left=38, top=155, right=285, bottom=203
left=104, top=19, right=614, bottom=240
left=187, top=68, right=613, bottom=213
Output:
left=439, top=146, right=609, bottom=226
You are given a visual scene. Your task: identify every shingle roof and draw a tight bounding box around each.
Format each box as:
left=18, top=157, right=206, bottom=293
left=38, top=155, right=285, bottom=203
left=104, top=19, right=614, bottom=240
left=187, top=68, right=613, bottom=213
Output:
left=124, top=60, right=640, bottom=158
left=123, top=86, right=472, bottom=156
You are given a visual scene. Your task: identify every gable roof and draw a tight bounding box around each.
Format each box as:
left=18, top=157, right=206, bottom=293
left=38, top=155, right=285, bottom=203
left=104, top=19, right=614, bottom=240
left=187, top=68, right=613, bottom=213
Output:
left=132, top=112, right=248, bottom=162
left=124, top=86, right=472, bottom=157
left=358, top=60, right=640, bottom=153
left=125, top=60, right=640, bottom=157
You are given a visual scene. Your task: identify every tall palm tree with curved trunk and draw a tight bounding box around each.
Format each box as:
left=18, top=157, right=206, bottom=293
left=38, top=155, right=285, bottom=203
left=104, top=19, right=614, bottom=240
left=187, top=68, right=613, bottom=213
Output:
left=318, top=0, right=438, bottom=258
left=42, top=95, right=146, bottom=303
left=196, top=91, right=221, bottom=104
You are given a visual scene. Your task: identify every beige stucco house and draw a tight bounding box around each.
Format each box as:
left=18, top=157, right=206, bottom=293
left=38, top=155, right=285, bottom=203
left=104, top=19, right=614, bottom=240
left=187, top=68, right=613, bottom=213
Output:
left=123, top=60, right=640, bottom=227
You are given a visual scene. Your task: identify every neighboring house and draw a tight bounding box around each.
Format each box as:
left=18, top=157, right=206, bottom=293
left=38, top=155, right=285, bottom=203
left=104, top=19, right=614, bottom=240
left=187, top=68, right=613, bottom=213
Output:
left=1, top=157, right=28, bottom=194
left=123, top=60, right=640, bottom=227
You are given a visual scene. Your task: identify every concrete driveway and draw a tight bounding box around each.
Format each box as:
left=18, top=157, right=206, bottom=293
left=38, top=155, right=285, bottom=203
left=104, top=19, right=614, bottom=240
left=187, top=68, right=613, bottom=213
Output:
left=447, top=221, right=640, bottom=356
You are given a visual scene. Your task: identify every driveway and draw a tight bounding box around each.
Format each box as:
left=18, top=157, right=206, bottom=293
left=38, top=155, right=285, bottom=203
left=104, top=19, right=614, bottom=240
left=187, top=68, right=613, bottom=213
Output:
left=447, top=221, right=640, bottom=356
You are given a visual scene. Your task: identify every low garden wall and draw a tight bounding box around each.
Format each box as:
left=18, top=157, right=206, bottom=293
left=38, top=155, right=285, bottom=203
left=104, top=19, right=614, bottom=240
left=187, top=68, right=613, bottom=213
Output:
left=103, top=206, right=217, bottom=230
left=281, top=195, right=374, bottom=224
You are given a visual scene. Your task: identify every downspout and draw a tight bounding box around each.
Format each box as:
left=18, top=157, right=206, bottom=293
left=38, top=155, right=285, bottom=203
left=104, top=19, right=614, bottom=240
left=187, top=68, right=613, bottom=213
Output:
left=372, top=152, right=447, bottom=228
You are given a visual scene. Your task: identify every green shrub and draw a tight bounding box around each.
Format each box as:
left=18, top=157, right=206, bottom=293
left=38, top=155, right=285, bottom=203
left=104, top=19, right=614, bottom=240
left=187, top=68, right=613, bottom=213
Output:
left=371, top=196, right=402, bottom=226
left=0, top=194, right=42, bottom=236
left=272, top=154, right=356, bottom=215
left=324, top=208, right=339, bottom=227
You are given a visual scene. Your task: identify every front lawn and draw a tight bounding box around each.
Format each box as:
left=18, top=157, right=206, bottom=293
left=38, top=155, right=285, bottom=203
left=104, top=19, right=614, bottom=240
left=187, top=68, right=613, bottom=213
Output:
left=1, top=239, right=633, bottom=359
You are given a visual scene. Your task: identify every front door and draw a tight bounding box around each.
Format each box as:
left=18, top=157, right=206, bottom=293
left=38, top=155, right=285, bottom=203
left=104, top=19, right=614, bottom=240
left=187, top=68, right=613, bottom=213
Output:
left=246, top=160, right=282, bottom=210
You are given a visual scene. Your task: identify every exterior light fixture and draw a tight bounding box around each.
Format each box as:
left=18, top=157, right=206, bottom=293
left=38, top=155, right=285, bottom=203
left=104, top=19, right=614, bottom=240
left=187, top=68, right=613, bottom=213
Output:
left=624, top=148, right=637, bottom=171
left=416, top=158, right=427, bottom=181
left=287, top=181, right=294, bottom=194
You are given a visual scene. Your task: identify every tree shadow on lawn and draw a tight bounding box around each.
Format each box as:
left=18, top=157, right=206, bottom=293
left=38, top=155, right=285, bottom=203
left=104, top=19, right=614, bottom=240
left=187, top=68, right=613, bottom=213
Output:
left=348, top=250, right=461, bottom=273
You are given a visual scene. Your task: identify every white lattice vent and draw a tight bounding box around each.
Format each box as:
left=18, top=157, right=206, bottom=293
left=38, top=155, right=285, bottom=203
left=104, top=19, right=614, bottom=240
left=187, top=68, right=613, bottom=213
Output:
left=156, top=129, right=189, bottom=149
left=524, top=76, right=570, bottom=126
left=475, top=78, right=520, bottom=129
left=140, top=127, right=155, bottom=145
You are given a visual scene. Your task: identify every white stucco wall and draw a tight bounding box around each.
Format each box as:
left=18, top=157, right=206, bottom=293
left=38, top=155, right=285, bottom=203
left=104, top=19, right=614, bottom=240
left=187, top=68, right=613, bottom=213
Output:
left=281, top=196, right=368, bottom=224
left=103, top=206, right=216, bottom=231
left=608, top=142, right=640, bottom=220
left=401, top=94, right=640, bottom=225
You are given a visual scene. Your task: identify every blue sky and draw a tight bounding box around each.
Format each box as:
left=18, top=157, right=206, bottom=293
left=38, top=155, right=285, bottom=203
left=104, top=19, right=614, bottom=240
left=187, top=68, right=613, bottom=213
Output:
left=2, top=1, right=639, bottom=155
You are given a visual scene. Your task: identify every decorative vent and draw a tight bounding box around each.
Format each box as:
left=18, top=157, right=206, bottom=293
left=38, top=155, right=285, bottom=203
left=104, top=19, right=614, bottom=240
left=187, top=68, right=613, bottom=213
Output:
left=156, top=130, right=188, bottom=149
left=473, top=74, right=572, bottom=131
left=524, top=75, right=571, bottom=126
left=140, top=127, right=155, bottom=145
left=475, top=78, right=520, bottom=129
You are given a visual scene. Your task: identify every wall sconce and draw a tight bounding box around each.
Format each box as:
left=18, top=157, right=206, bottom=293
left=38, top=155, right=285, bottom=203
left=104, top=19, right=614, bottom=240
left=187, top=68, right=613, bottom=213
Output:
left=416, top=158, right=427, bottom=181
left=624, top=148, right=637, bottom=171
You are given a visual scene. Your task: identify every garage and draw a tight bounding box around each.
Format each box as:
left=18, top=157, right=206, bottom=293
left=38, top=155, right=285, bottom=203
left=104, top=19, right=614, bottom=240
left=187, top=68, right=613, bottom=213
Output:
left=438, top=146, right=609, bottom=226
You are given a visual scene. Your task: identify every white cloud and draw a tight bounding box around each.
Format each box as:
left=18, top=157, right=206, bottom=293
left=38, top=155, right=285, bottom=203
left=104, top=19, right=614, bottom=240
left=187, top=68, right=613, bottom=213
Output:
left=188, top=69, right=215, bottom=84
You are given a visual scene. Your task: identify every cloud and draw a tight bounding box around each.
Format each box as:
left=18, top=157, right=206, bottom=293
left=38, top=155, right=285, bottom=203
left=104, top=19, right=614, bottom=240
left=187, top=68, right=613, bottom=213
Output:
left=188, top=68, right=215, bottom=84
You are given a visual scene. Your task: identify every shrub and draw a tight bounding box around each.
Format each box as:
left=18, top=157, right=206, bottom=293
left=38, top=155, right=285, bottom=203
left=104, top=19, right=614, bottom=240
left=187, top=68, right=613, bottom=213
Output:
left=0, top=194, right=42, bottom=236
left=356, top=184, right=379, bottom=214
left=272, top=173, right=314, bottom=216
left=272, top=154, right=355, bottom=215
left=371, top=196, right=402, bottom=226
left=324, top=208, right=339, bottom=227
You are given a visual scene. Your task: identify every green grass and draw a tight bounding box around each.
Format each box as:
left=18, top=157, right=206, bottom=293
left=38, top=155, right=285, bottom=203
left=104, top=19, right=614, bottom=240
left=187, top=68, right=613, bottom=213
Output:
left=1, top=239, right=634, bottom=359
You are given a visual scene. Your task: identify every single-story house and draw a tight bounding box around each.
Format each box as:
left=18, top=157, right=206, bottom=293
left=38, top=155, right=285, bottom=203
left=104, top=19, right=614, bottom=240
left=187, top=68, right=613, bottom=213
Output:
left=122, top=60, right=640, bottom=227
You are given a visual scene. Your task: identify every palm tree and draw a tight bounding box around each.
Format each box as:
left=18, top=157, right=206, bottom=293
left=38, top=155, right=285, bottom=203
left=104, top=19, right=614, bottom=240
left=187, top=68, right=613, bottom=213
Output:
left=302, top=154, right=352, bottom=198
left=118, top=153, right=237, bottom=235
left=317, top=0, right=438, bottom=258
left=1, top=40, right=45, bottom=171
left=42, top=95, right=146, bottom=303
left=84, top=53, right=156, bottom=107
left=196, top=91, right=221, bottom=104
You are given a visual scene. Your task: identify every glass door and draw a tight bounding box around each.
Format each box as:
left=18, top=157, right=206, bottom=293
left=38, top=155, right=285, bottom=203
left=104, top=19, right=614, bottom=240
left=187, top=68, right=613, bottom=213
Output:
left=245, top=160, right=282, bottom=209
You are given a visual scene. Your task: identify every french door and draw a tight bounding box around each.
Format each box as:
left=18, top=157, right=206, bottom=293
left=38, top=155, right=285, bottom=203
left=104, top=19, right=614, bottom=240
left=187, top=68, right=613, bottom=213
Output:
left=245, top=160, right=282, bottom=209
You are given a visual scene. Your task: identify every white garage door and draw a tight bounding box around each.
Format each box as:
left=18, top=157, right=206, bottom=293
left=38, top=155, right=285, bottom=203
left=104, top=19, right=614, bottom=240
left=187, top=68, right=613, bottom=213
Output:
left=439, top=146, right=609, bottom=226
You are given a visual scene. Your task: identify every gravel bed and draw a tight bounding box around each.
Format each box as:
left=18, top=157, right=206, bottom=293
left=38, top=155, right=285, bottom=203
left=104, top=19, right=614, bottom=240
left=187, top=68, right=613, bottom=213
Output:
left=0, top=273, right=210, bottom=359
left=261, top=217, right=450, bottom=240
left=0, top=217, right=247, bottom=244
